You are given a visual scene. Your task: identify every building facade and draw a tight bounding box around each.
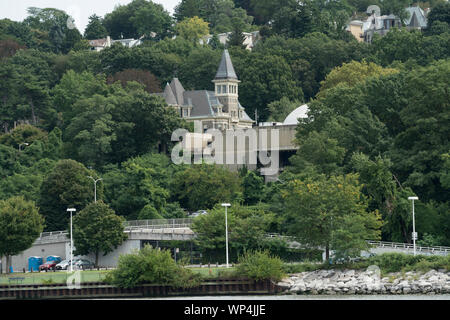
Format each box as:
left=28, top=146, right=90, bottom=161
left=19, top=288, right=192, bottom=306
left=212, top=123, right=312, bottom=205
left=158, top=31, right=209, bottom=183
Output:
left=157, top=50, right=254, bottom=131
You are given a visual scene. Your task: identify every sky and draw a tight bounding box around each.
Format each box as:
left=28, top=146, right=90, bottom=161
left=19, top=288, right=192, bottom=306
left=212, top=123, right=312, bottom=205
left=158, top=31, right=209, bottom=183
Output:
left=0, top=0, right=180, bottom=33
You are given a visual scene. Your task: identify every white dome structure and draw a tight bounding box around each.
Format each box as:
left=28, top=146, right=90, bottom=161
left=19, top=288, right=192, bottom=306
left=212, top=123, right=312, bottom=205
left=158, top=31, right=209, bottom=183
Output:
left=283, top=104, right=309, bottom=125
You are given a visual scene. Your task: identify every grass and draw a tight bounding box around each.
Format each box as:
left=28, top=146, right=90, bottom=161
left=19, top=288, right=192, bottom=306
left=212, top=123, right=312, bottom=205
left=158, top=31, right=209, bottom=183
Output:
left=1, top=267, right=235, bottom=286
left=188, top=266, right=236, bottom=279
left=0, top=270, right=110, bottom=285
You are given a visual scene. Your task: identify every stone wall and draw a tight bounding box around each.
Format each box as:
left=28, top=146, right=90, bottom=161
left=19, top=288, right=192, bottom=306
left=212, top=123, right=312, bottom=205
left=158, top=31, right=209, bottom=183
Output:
left=277, top=268, right=450, bottom=295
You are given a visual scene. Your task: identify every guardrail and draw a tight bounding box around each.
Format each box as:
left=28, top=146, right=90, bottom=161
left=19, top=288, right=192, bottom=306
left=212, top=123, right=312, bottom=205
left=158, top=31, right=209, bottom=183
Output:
left=367, top=240, right=450, bottom=255
left=39, top=231, right=68, bottom=238
left=123, top=218, right=194, bottom=230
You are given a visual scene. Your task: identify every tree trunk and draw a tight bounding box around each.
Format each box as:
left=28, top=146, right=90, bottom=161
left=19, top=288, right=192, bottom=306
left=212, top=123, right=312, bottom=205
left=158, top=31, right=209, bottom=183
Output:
left=29, top=98, right=37, bottom=125
left=325, top=243, right=330, bottom=263
left=6, top=255, right=11, bottom=273
left=95, top=251, right=99, bottom=269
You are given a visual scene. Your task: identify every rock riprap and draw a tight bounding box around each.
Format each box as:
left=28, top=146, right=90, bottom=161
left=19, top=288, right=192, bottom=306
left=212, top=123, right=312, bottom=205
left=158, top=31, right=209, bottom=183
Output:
left=277, top=268, right=450, bottom=295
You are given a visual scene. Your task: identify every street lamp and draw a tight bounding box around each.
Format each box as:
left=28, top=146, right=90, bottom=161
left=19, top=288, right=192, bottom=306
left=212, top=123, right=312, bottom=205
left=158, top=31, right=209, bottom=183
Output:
left=87, top=176, right=102, bottom=203
left=18, top=143, right=29, bottom=151
left=67, top=208, right=76, bottom=272
left=221, top=203, right=231, bottom=268
left=408, top=196, right=419, bottom=256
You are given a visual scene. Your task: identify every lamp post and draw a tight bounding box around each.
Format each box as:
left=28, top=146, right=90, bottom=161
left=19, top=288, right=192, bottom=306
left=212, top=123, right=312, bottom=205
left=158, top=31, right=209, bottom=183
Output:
left=408, top=196, right=419, bottom=256
left=221, top=203, right=231, bottom=268
left=19, top=143, right=29, bottom=151
left=67, top=208, right=76, bottom=272
left=87, top=176, right=102, bottom=203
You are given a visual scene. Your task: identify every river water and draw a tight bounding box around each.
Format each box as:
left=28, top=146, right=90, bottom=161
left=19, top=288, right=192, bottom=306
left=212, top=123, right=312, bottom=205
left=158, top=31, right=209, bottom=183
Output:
left=119, top=294, right=450, bottom=300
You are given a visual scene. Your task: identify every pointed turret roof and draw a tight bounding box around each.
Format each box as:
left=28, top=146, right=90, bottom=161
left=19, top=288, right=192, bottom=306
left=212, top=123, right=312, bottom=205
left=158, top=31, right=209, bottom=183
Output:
left=214, top=49, right=238, bottom=80
left=163, top=82, right=177, bottom=105
left=170, top=78, right=185, bottom=105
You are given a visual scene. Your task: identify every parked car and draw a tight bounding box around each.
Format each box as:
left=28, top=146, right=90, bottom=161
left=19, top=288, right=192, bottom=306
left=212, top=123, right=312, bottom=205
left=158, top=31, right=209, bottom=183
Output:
left=73, top=259, right=94, bottom=270
left=39, top=260, right=58, bottom=271
left=189, top=210, right=208, bottom=218
left=55, top=259, right=71, bottom=270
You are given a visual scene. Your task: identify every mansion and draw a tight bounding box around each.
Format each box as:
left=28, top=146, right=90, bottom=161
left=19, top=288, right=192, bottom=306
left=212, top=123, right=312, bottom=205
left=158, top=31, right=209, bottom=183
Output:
left=156, top=50, right=254, bottom=131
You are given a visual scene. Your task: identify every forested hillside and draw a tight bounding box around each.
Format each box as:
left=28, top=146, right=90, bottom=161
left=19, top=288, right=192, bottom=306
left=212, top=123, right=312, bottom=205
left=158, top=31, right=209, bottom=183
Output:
left=0, top=1, right=449, bottom=259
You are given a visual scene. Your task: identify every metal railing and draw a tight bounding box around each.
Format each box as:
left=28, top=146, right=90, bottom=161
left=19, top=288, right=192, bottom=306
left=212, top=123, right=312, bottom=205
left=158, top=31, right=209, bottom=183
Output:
left=367, top=240, right=450, bottom=255
left=38, top=231, right=68, bottom=239
left=123, top=218, right=194, bottom=230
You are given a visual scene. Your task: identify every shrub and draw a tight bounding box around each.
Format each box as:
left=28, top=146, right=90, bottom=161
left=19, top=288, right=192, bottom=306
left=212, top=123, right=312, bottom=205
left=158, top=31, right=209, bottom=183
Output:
left=234, top=250, right=285, bottom=282
left=110, top=245, right=201, bottom=288
left=365, top=253, right=450, bottom=273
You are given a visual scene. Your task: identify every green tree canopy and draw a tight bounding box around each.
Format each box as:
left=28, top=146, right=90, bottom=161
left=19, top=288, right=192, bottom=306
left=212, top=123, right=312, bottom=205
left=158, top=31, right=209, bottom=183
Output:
left=282, top=174, right=382, bottom=260
left=38, top=159, right=100, bottom=231
left=84, top=14, right=108, bottom=40
left=72, top=201, right=127, bottom=267
left=171, top=163, right=243, bottom=211
left=103, top=0, right=173, bottom=40
left=0, top=196, right=44, bottom=272
left=176, top=16, right=210, bottom=44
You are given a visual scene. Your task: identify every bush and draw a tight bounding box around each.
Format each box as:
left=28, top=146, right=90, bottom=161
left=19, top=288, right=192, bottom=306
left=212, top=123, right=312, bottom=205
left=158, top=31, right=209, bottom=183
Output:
left=110, top=245, right=201, bottom=288
left=365, top=253, right=420, bottom=273
left=234, top=250, right=285, bottom=282
left=365, top=253, right=450, bottom=273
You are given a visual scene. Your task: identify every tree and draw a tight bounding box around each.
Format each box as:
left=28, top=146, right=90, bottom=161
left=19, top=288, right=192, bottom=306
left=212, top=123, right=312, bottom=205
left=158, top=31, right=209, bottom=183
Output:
left=318, top=60, right=398, bottom=97
left=0, top=124, right=47, bottom=147
left=380, top=0, right=412, bottom=23
left=267, top=97, right=302, bottom=123
left=427, top=1, right=450, bottom=26
left=61, top=79, right=183, bottom=166
left=0, top=49, right=58, bottom=130
left=231, top=50, right=303, bottom=121
left=103, top=0, right=173, bottom=40
left=176, top=16, right=209, bottom=44
left=0, top=196, right=44, bottom=273
left=103, top=154, right=171, bottom=220
left=253, top=33, right=368, bottom=101
left=52, top=70, right=108, bottom=128
left=38, top=159, right=99, bottom=231
left=389, top=60, right=450, bottom=203
left=179, top=46, right=222, bottom=90
left=289, top=130, right=346, bottom=176
left=72, top=201, right=127, bottom=267
left=191, top=203, right=275, bottom=262
left=84, top=14, right=108, bottom=40
left=174, top=0, right=203, bottom=22
left=107, top=69, right=161, bottom=93
left=227, top=20, right=247, bottom=49
left=171, top=163, right=242, bottom=212
left=23, top=7, right=83, bottom=54
left=242, top=170, right=265, bottom=205
left=0, top=39, right=25, bottom=59
left=282, top=174, right=382, bottom=261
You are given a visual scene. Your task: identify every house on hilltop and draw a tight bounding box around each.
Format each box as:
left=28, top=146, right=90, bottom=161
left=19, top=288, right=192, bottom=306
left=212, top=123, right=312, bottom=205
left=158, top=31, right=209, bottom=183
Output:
left=155, top=50, right=254, bottom=131
left=88, top=36, right=143, bottom=51
left=347, top=5, right=428, bottom=43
